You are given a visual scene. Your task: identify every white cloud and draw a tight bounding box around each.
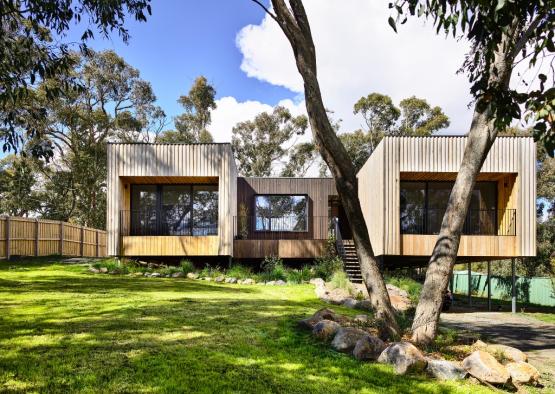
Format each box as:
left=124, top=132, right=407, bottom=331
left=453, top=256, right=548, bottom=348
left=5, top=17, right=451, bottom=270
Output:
left=209, top=96, right=307, bottom=142
left=236, top=0, right=474, bottom=135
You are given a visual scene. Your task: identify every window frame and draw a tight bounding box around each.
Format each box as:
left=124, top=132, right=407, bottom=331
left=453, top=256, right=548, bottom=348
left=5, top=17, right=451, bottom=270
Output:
left=253, top=193, right=309, bottom=233
left=130, top=183, right=218, bottom=236
left=400, top=180, right=498, bottom=235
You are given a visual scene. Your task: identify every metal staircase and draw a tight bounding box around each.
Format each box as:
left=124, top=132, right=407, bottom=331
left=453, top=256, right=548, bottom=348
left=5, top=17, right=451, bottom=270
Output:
left=332, top=218, right=363, bottom=284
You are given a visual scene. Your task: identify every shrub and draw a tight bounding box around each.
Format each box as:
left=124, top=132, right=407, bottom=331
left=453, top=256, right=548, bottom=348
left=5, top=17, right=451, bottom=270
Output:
left=286, top=265, right=313, bottom=284
left=199, top=264, right=224, bottom=279
left=93, top=258, right=121, bottom=273
left=313, top=255, right=343, bottom=281
left=180, top=259, right=195, bottom=275
left=329, top=270, right=352, bottom=292
left=260, top=255, right=287, bottom=281
left=227, top=264, right=253, bottom=280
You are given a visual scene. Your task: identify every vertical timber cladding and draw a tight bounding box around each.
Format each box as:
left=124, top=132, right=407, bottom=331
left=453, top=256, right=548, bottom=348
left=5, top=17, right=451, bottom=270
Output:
left=235, top=177, right=337, bottom=258
left=106, top=143, right=238, bottom=256
left=380, top=136, right=535, bottom=257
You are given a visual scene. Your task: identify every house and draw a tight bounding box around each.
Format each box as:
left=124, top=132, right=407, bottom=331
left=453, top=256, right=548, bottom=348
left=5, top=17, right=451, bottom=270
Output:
left=106, top=136, right=536, bottom=275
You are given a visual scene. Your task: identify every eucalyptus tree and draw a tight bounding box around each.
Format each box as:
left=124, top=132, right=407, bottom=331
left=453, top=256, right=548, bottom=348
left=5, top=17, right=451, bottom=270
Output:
left=389, top=0, right=555, bottom=344
left=250, top=0, right=400, bottom=338
left=232, top=106, right=308, bottom=177
left=0, top=0, right=152, bottom=157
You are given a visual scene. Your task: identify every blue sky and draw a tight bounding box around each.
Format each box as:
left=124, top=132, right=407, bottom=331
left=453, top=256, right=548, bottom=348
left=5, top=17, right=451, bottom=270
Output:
left=67, top=0, right=294, bottom=124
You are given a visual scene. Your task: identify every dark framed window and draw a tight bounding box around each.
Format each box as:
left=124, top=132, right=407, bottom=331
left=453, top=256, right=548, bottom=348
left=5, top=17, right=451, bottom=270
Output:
left=254, top=194, right=308, bottom=232
left=400, top=181, right=497, bottom=235
left=130, top=184, right=218, bottom=236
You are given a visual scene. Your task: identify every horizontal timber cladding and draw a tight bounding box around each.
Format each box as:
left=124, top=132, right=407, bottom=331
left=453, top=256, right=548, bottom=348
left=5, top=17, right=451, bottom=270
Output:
left=106, top=143, right=237, bottom=256
left=121, top=236, right=219, bottom=256
left=357, top=136, right=536, bottom=258
left=236, top=177, right=337, bottom=241
left=233, top=240, right=328, bottom=259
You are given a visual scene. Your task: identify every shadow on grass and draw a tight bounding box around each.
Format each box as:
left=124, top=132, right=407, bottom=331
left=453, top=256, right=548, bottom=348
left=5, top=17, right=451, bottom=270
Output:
left=0, top=263, right=480, bottom=393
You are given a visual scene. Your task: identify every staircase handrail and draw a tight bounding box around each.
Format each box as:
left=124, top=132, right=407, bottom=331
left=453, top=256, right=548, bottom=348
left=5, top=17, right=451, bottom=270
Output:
left=332, top=217, right=346, bottom=259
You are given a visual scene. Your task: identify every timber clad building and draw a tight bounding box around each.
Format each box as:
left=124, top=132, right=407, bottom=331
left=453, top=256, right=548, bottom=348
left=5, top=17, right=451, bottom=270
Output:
left=107, top=136, right=536, bottom=271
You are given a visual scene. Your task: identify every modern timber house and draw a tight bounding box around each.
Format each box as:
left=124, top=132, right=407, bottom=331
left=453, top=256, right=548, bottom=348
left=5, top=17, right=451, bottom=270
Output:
left=106, top=136, right=536, bottom=277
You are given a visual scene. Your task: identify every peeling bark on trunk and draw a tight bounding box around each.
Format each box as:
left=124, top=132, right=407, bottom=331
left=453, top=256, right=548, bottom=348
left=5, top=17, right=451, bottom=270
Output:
left=411, top=23, right=521, bottom=345
left=262, top=0, right=400, bottom=338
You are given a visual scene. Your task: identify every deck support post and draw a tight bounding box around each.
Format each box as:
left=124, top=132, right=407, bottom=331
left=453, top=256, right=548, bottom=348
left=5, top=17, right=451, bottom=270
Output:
left=487, top=261, right=492, bottom=311
left=468, top=262, right=472, bottom=307
left=511, top=258, right=516, bottom=313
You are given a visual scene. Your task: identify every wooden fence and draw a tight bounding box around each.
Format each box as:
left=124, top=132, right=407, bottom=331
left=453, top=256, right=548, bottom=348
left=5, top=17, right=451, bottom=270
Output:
left=0, top=216, right=106, bottom=260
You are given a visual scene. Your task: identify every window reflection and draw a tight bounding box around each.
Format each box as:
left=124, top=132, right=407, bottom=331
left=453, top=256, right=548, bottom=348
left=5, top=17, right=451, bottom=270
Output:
left=254, top=195, right=308, bottom=232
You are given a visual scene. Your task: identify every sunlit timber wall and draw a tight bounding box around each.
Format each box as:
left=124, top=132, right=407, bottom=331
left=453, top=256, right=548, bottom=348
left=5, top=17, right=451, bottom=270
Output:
left=106, top=143, right=237, bottom=257
left=357, top=136, right=536, bottom=258
left=0, top=216, right=106, bottom=259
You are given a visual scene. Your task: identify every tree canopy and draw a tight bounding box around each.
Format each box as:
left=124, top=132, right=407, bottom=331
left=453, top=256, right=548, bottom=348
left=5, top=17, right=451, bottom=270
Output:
left=0, top=0, right=152, bottom=157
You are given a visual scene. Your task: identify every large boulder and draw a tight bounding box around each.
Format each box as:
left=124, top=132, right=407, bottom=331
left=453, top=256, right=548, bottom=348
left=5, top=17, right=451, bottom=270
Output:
left=325, top=288, right=351, bottom=305
left=312, top=319, right=341, bottom=341
left=99, top=267, right=108, bottom=273
left=462, top=350, right=510, bottom=385
left=426, top=359, right=467, bottom=380
left=385, top=284, right=411, bottom=311
left=487, top=344, right=528, bottom=363
left=309, top=278, right=325, bottom=286
left=214, top=275, right=225, bottom=283
left=352, top=335, right=386, bottom=361
left=342, top=298, right=358, bottom=309
left=331, top=327, right=369, bottom=353
left=186, top=272, right=199, bottom=279
left=242, top=278, right=255, bottom=285
left=355, top=300, right=373, bottom=311
left=377, top=342, right=427, bottom=374
left=506, top=361, right=540, bottom=385
left=298, top=308, right=342, bottom=330
left=171, top=271, right=184, bottom=278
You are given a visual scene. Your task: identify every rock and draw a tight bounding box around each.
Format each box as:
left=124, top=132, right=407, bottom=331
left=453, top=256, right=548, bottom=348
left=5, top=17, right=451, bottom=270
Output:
left=171, top=272, right=184, bottom=278
left=342, top=298, right=358, bottom=309
left=144, top=273, right=151, bottom=277
left=355, top=300, right=373, bottom=311
left=150, top=272, right=161, bottom=278
left=242, top=278, right=255, bottom=285
left=312, top=319, right=341, bottom=340
left=204, top=277, right=211, bottom=282
left=88, top=267, right=100, bottom=274
left=377, top=342, right=427, bottom=374
left=310, top=278, right=325, bottom=286
left=164, top=274, right=170, bottom=278
left=186, top=272, right=199, bottom=279
left=506, top=361, right=540, bottom=385
left=275, top=280, right=286, bottom=286
left=99, top=267, right=108, bottom=273
left=487, top=344, right=528, bottom=363
left=426, top=359, right=467, bottom=380
left=228, top=277, right=238, bottom=284
left=298, top=308, right=342, bottom=330
left=354, top=314, right=369, bottom=324
left=214, top=275, right=225, bottom=283
left=236, top=279, right=243, bottom=284
left=266, top=281, right=276, bottom=286
left=386, top=283, right=409, bottom=298
left=331, top=327, right=369, bottom=353
left=353, top=335, right=386, bottom=361
left=462, top=350, right=510, bottom=384
left=132, top=272, right=144, bottom=277
left=325, top=288, right=351, bottom=304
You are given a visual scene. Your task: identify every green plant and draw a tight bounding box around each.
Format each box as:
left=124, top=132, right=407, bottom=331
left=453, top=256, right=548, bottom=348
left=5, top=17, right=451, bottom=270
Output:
left=385, top=275, right=422, bottom=304
left=238, top=203, right=249, bottom=240
left=199, top=264, right=224, bottom=279
left=227, top=264, right=253, bottom=280
left=329, top=270, right=352, bottom=292
left=313, top=255, right=343, bottom=281
left=180, top=259, right=195, bottom=275
left=286, top=265, right=313, bottom=284
left=260, top=255, right=287, bottom=281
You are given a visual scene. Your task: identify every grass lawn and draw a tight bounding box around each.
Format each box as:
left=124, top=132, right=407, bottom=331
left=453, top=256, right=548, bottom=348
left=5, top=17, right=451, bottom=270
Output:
left=523, top=313, right=555, bottom=324
left=0, top=260, right=494, bottom=393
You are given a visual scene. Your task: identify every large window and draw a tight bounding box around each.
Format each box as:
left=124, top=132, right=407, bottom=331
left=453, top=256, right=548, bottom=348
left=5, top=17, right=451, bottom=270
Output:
left=254, top=195, right=308, bottom=232
left=400, top=181, right=497, bottom=235
left=130, top=184, right=218, bottom=236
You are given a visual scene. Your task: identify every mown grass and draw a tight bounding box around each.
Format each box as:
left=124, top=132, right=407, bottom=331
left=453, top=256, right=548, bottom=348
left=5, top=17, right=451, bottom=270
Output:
left=523, top=312, right=555, bottom=324
left=0, top=259, right=494, bottom=393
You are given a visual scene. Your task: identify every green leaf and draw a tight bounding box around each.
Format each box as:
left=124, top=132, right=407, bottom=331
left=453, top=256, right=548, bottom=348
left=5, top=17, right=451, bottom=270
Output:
left=388, top=16, right=397, bottom=33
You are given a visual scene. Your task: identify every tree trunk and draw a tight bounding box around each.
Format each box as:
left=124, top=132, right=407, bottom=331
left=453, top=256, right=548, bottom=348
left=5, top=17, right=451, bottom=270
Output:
left=265, top=0, right=400, bottom=338
left=411, top=23, right=520, bottom=345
